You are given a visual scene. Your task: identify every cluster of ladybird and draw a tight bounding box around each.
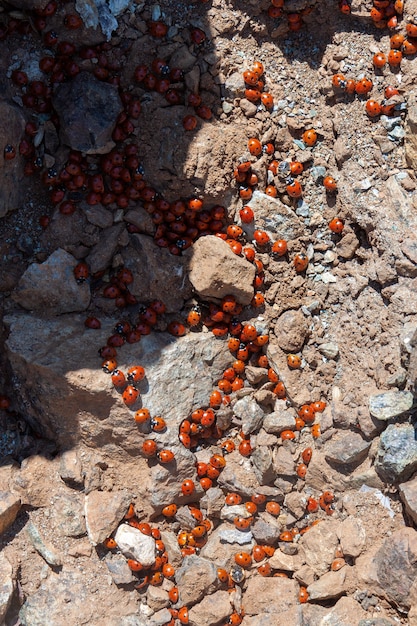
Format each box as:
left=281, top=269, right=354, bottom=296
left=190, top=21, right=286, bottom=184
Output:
left=265, top=0, right=313, bottom=31
left=332, top=72, right=403, bottom=118
left=242, top=62, right=274, bottom=109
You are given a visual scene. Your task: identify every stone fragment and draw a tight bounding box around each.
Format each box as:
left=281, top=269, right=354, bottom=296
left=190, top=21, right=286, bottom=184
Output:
left=169, top=46, right=197, bottom=70
left=317, top=342, right=339, bottom=359
left=405, top=90, right=417, bottom=170
left=12, top=249, right=90, bottom=314
left=333, top=136, right=352, bottom=167
left=251, top=514, right=283, bottom=545
left=263, top=409, right=297, bottom=434
left=218, top=528, right=253, bottom=545
left=59, top=450, right=83, bottom=487
left=85, top=490, right=131, bottom=545
left=148, top=609, right=172, bottom=626
left=105, top=553, right=136, bottom=585
left=274, top=309, right=309, bottom=352
left=374, top=527, right=417, bottom=611
left=336, top=232, right=360, bottom=260
left=0, top=491, right=20, bottom=535
left=123, top=234, right=192, bottom=312
left=176, top=555, right=218, bottom=606
left=160, top=530, right=183, bottom=567
left=53, top=72, right=123, bottom=154
left=146, top=585, right=170, bottom=611
left=251, top=446, right=275, bottom=485
left=249, top=191, right=304, bottom=241
left=199, top=524, right=253, bottom=567
left=217, top=454, right=260, bottom=497
left=243, top=577, right=298, bottom=615
left=284, top=491, right=307, bottom=520
left=85, top=224, right=126, bottom=274
left=300, top=521, right=339, bottom=576
left=0, top=553, right=14, bottom=624
left=325, top=432, right=370, bottom=467
left=233, top=396, right=264, bottom=435
left=114, top=524, right=156, bottom=568
left=0, top=102, right=26, bottom=218
left=369, top=390, right=413, bottom=420
left=399, top=475, right=417, bottom=526
left=338, top=516, right=366, bottom=557
left=53, top=493, right=86, bottom=537
left=189, top=236, right=255, bottom=305
left=200, top=487, right=224, bottom=520
left=273, top=446, right=296, bottom=477
left=67, top=541, right=92, bottom=558
left=245, top=366, right=268, bottom=386
left=375, top=423, right=417, bottom=483
left=268, top=549, right=304, bottom=572
left=19, top=567, right=136, bottom=625
left=307, top=568, right=347, bottom=601
left=26, top=520, right=63, bottom=566
left=322, top=596, right=367, bottom=625
left=188, top=590, right=232, bottom=626
left=220, top=504, right=251, bottom=523
left=81, top=202, right=113, bottom=228
left=11, top=455, right=62, bottom=507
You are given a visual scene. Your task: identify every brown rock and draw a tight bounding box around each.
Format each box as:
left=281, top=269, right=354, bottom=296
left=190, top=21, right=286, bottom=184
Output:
left=337, top=516, right=366, bottom=558
left=189, top=236, right=255, bottom=305
left=85, top=224, right=126, bottom=274
left=176, top=555, right=219, bottom=606
left=85, top=490, right=131, bottom=545
left=11, top=455, right=62, bottom=507
left=274, top=309, right=309, bottom=352
left=243, top=577, right=298, bottom=615
left=53, top=73, right=122, bottom=154
left=307, top=568, right=347, bottom=601
left=374, top=527, right=417, bottom=611
left=399, top=475, right=417, bottom=526
left=123, top=234, right=192, bottom=313
left=188, top=590, right=232, bottom=626
left=12, top=249, right=90, bottom=315
left=0, top=102, right=26, bottom=218
left=0, top=553, right=14, bottom=624
left=0, top=491, right=20, bottom=535
left=405, top=90, right=417, bottom=170
left=336, top=231, right=360, bottom=260
left=300, top=521, right=339, bottom=576
left=146, top=586, right=170, bottom=612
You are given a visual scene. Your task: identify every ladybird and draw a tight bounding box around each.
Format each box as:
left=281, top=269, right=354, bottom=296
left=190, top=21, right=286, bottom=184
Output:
left=265, top=185, right=278, bottom=198
left=279, top=531, right=293, bottom=542
left=329, top=217, right=344, bottom=234
left=290, top=161, right=303, bottom=176
left=102, top=358, right=118, bottom=374
left=306, top=496, right=319, bottom=513
left=302, top=129, right=318, bottom=147
left=234, top=516, right=253, bottom=530
left=286, top=179, right=302, bottom=198
left=258, top=563, right=272, bottom=577
left=104, top=537, right=117, bottom=549
left=199, top=477, right=213, bottom=491
left=162, top=563, right=175, bottom=578
left=298, top=404, right=315, bottom=423
left=311, top=423, right=321, bottom=438
left=332, top=73, right=346, bottom=89
left=167, top=321, right=186, bottom=337
left=402, top=39, right=417, bottom=55
left=134, top=408, right=150, bottom=426
left=265, top=501, right=281, bottom=516
left=127, top=366, right=145, bottom=383
left=253, top=229, right=270, bottom=245
left=210, top=454, right=226, bottom=469
left=252, top=293, right=265, bottom=307
left=251, top=493, right=267, bottom=506
left=345, top=78, right=356, bottom=95
left=406, top=23, right=417, bottom=37
left=111, top=369, right=126, bottom=388
left=127, top=559, right=143, bottom=571
left=158, top=449, right=175, bottom=464
left=299, top=586, right=309, bottom=604
left=271, top=239, right=288, bottom=256
left=83, top=315, right=101, bottom=330
left=142, top=439, right=157, bottom=457
left=296, top=463, right=308, bottom=479
left=234, top=551, right=252, bottom=568
left=301, top=447, right=313, bottom=464
left=181, top=479, right=195, bottom=496
left=248, top=138, right=262, bottom=156
left=162, top=503, right=177, bottom=517
left=261, top=92, right=274, bottom=109
left=227, top=224, right=244, bottom=239
left=169, top=586, right=179, bottom=603
left=323, top=176, right=337, bottom=192
left=238, top=440, right=252, bottom=457
left=178, top=607, right=189, bottom=625
left=151, top=416, right=166, bottom=432
left=365, top=99, right=382, bottom=117
left=252, top=545, right=266, bottom=562
left=273, top=382, right=286, bottom=398
left=4, top=144, right=16, bottom=160
left=312, top=400, right=326, bottom=412
left=187, top=306, right=201, bottom=326
left=295, top=417, right=305, bottom=431
left=73, top=261, right=89, bottom=284
left=373, top=52, right=387, bottom=68
left=293, top=253, right=309, bottom=272
left=122, top=385, right=139, bottom=406
left=388, top=49, right=402, bottom=66
left=355, top=78, right=373, bottom=95
left=217, top=568, right=229, bottom=583
left=280, top=430, right=295, bottom=441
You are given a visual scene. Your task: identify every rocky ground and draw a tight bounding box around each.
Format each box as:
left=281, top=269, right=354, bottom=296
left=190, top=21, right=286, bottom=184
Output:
left=1, top=0, right=417, bottom=624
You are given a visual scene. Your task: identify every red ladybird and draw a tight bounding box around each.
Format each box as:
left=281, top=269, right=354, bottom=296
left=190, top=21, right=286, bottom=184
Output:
left=122, top=385, right=139, bottom=406
left=73, top=262, right=89, bottom=284
left=127, top=366, right=145, bottom=383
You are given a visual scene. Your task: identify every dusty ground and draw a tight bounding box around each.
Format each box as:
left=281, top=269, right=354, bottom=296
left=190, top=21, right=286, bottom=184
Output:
left=1, top=0, right=417, bottom=624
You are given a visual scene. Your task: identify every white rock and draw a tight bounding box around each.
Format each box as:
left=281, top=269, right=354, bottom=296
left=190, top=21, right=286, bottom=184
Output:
left=114, top=524, right=156, bottom=567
